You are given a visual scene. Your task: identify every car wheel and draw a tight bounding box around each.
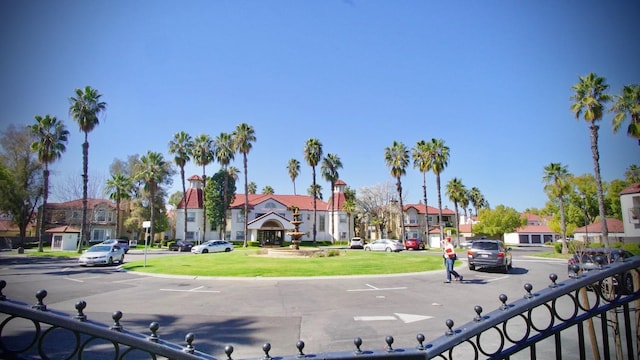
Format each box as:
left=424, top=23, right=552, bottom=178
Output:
left=468, top=264, right=475, bottom=271
left=202, top=249, right=208, bottom=254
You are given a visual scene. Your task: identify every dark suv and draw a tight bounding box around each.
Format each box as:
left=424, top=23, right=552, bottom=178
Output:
left=467, top=239, right=512, bottom=273
left=567, top=248, right=635, bottom=294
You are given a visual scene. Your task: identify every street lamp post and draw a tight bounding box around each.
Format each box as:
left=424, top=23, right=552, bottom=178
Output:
left=580, top=193, right=589, bottom=244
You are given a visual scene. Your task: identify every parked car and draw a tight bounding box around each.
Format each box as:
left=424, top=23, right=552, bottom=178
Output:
left=467, top=239, right=512, bottom=273
left=191, top=240, right=234, bottom=254
left=364, top=239, right=404, bottom=252
left=404, top=238, right=425, bottom=250
left=169, top=240, right=194, bottom=252
left=79, top=244, right=125, bottom=266
left=100, top=239, right=129, bottom=253
left=567, top=248, right=635, bottom=294
left=349, top=237, right=364, bottom=249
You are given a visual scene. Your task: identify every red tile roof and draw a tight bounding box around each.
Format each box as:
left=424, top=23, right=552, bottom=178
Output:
left=574, top=218, right=625, bottom=233
left=620, top=183, right=640, bottom=195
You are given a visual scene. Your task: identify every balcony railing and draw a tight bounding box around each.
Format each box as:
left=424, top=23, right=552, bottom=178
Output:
left=1, top=256, right=639, bottom=359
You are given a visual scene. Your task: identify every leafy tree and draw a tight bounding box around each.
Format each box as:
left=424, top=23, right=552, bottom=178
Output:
left=625, top=164, right=640, bottom=183
left=570, top=73, right=612, bottom=246
left=412, top=140, right=431, bottom=237
left=191, top=134, right=214, bottom=243
left=204, top=169, right=237, bottom=236
left=611, top=84, right=640, bottom=146
left=168, top=131, right=193, bottom=243
left=446, top=177, right=467, bottom=247
left=134, top=151, right=174, bottom=245
left=342, top=186, right=357, bottom=240
left=214, top=132, right=235, bottom=239
left=321, top=153, right=342, bottom=243
left=543, top=162, right=572, bottom=254
left=0, top=125, right=42, bottom=240
left=105, top=173, right=133, bottom=239
left=233, top=123, right=256, bottom=247
left=262, top=185, right=274, bottom=194
left=304, top=138, right=323, bottom=243
left=425, top=138, right=449, bottom=237
left=384, top=141, right=409, bottom=241
left=69, top=86, right=107, bottom=251
left=248, top=181, right=257, bottom=194
left=287, top=158, right=301, bottom=195
left=473, top=205, right=525, bottom=239
left=28, top=115, right=69, bottom=252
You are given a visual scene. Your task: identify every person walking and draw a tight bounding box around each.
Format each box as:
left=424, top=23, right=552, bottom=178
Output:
left=443, top=237, right=462, bottom=283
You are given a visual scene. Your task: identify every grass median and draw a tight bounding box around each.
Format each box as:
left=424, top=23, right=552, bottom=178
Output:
left=120, top=249, right=449, bottom=277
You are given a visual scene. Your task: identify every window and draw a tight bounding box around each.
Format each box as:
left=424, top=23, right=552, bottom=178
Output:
left=319, top=215, right=325, bottom=232
left=92, top=229, right=107, bottom=242
left=187, top=212, right=196, bottom=222
left=339, top=214, right=347, bottom=223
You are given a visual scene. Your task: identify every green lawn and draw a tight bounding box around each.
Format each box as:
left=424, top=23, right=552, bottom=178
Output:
left=120, top=250, right=447, bottom=277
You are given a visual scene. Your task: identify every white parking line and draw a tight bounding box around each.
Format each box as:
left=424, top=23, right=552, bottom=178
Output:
left=159, top=286, right=220, bottom=293
left=347, top=283, right=408, bottom=292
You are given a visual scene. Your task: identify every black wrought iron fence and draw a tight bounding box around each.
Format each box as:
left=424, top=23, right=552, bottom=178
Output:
left=1, top=256, right=639, bottom=359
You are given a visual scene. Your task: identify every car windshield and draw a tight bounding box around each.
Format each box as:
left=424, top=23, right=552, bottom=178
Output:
left=473, top=242, right=499, bottom=250
left=88, top=245, right=111, bottom=252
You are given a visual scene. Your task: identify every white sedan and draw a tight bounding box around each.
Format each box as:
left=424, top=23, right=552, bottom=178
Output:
left=79, top=244, right=125, bottom=266
left=363, top=239, right=404, bottom=252
left=191, top=240, right=234, bottom=254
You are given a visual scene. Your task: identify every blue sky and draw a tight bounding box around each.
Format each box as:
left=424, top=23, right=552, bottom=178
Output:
left=1, top=1, right=638, bottom=212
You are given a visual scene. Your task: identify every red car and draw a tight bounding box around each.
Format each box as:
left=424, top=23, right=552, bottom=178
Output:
left=404, top=238, right=425, bottom=250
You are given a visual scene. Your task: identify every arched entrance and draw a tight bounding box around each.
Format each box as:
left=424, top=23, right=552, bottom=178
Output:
left=257, top=220, right=285, bottom=246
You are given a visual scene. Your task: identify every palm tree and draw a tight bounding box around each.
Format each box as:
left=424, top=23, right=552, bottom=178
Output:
left=233, top=123, right=256, bottom=248
left=69, top=86, right=106, bottom=252
left=28, top=115, right=69, bottom=252
left=105, top=173, right=133, bottom=240
left=412, top=140, right=431, bottom=241
left=571, top=73, right=612, bottom=246
left=214, top=132, right=235, bottom=239
left=304, top=138, right=323, bottom=243
left=135, top=151, right=171, bottom=248
left=445, top=177, right=467, bottom=247
left=191, top=134, right=214, bottom=243
left=321, top=153, right=343, bottom=243
left=287, top=158, right=301, bottom=195
left=611, top=84, right=640, bottom=146
left=426, top=138, right=450, bottom=240
left=384, top=141, right=409, bottom=243
left=168, top=131, right=193, bottom=242
left=543, top=162, right=572, bottom=254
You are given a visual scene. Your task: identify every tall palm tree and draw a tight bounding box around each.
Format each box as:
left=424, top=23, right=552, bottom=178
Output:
left=611, top=84, right=640, bottom=146
left=426, top=138, right=450, bottom=240
left=135, top=151, right=171, bottom=248
left=191, top=134, right=214, bottom=243
left=304, top=138, right=323, bottom=243
left=412, top=140, right=431, bottom=241
left=445, top=177, right=467, bottom=247
left=287, top=158, right=301, bottom=195
left=69, top=86, right=106, bottom=252
left=384, top=141, right=409, bottom=243
left=571, top=73, right=612, bottom=246
left=105, top=173, right=133, bottom=240
left=214, top=132, right=235, bottom=239
left=543, top=162, right=572, bottom=254
left=321, top=153, right=342, bottom=243
left=28, top=115, right=69, bottom=252
left=233, top=123, right=256, bottom=248
left=168, top=131, right=193, bottom=242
